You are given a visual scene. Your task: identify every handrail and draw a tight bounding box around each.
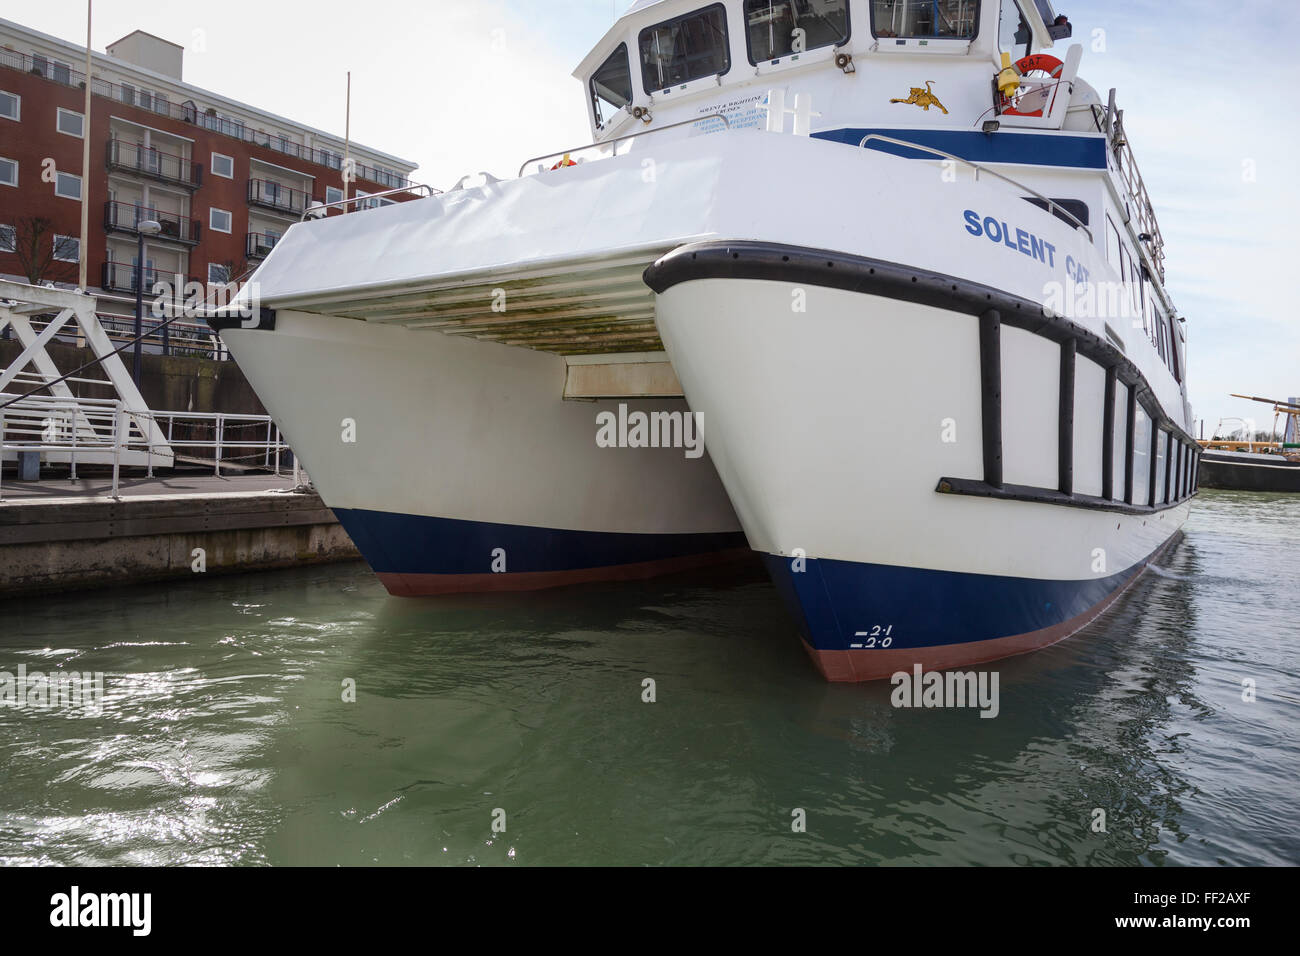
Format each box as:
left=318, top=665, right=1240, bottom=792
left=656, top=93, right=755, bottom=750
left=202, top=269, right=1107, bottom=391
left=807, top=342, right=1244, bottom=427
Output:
left=300, top=183, right=441, bottom=221
left=104, top=200, right=202, bottom=242
left=517, top=113, right=733, bottom=178
left=0, top=395, right=292, bottom=498
left=858, top=133, right=1093, bottom=242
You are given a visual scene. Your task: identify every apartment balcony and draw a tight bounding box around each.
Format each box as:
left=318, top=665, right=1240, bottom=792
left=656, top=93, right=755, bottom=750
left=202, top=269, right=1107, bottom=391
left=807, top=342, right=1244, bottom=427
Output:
left=106, top=140, right=202, bottom=190
left=104, top=201, right=201, bottom=246
left=245, top=232, right=282, bottom=259
left=247, top=179, right=314, bottom=216
left=101, top=260, right=199, bottom=295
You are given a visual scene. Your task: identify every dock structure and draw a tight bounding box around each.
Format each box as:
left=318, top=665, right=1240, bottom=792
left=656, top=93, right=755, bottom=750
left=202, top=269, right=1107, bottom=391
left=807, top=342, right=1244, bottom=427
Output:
left=0, top=474, right=360, bottom=598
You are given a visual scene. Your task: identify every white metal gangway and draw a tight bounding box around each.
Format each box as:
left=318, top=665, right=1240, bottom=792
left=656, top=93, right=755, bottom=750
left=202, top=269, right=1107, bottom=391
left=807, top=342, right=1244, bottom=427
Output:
left=0, top=279, right=172, bottom=468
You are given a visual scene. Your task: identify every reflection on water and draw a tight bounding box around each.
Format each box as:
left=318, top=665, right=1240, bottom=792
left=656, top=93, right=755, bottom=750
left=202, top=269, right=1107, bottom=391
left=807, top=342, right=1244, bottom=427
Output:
left=1, top=490, right=1297, bottom=866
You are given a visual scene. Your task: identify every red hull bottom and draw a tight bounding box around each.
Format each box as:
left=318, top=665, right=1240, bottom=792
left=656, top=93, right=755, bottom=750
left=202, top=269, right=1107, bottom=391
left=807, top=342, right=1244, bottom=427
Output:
left=805, top=540, right=1177, bottom=682
left=376, top=547, right=755, bottom=596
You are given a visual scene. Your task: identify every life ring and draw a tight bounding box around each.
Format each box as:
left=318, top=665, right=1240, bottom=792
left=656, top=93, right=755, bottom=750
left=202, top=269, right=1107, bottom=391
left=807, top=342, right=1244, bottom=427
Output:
left=1003, top=53, right=1064, bottom=118
left=550, top=153, right=577, bottom=170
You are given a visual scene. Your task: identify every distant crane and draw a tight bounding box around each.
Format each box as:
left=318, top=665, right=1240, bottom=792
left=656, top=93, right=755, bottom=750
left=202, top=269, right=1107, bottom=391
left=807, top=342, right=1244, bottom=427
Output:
left=1228, top=393, right=1300, bottom=460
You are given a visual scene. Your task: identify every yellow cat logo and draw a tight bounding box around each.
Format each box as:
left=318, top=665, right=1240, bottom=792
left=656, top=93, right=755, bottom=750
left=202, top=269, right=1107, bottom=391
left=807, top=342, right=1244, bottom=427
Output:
left=890, top=81, right=948, bottom=114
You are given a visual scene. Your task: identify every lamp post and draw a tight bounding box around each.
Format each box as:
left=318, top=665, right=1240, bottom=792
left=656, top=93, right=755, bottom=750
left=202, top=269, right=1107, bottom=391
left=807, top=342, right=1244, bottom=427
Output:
left=133, top=219, right=161, bottom=385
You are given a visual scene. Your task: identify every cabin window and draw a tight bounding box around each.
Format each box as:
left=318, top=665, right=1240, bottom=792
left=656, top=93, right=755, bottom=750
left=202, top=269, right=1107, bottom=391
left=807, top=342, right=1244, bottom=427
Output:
left=1117, top=243, right=1131, bottom=324
left=872, top=0, right=979, bottom=39
left=1105, top=215, right=1121, bottom=266
left=1129, top=258, right=1144, bottom=332
left=1167, top=313, right=1182, bottom=383
left=1131, top=405, right=1151, bottom=507
left=590, top=43, right=633, bottom=130
left=1154, top=430, right=1168, bottom=506
left=639, top=4, right=731, bottom=93
left=744, top=0, right=850, bottom=64
left=998, top=0, right=1030, bottom=57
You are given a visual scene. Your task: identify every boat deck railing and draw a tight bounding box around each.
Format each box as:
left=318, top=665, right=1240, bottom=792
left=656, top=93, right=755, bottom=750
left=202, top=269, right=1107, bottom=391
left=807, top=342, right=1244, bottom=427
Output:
left=516, top=113, right=733, bottom=178
left=1092, top=100, right=1166, bottom=282
left=299, top=183, right=442, bottom=221
left=857, top=134, right=1093, bottom=242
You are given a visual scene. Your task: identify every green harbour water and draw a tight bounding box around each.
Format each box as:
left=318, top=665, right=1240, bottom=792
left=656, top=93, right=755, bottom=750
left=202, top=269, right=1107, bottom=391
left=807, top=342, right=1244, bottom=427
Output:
left=1, top=489, right=1297, bottom=866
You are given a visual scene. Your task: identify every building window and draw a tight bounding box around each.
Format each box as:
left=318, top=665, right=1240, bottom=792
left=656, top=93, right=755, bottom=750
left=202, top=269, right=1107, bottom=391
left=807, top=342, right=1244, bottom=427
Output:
left=0, top=223, right=15, bottom=253
left=211, top=152, right=234, bottom=178
left=208, top=262, right=230, bottom=284
left=0, top=90, right=18, bottom=121
left=872, top=0, right=979, bottom=40
left=210, top=208, right=232, bottom=233
left=52, top=60, right=71, bottom=85
left=639, top=4, right=732, bottom=94
left=744, top=0, right=850, bottom=64
left=53, top=235, right=80, bottom=263
left=55, top=171, right=81, bottom=200
left=120, top=82, right=135, bottom=106
left=57, top=107, right=84, bottom=138
left=0, top=157, right=16, bottom=187
left=325, top=186, right=344, bottom=204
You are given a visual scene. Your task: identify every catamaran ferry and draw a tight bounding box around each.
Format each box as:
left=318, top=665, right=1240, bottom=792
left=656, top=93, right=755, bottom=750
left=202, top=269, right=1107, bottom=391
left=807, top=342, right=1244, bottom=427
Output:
left=213, top=0, right=1199, bottom=680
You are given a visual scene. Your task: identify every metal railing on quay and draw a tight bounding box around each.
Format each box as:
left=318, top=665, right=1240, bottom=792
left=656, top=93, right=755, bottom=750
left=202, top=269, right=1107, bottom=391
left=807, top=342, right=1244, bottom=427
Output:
left=0, top=394, right=295, bottom=501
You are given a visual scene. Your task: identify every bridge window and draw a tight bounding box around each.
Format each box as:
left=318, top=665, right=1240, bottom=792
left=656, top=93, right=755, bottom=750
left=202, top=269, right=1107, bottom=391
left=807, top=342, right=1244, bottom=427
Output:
left=591, top=44, right=633, bottom=130
left=998, top=0, right=1031, bottom=58
left=744, top=0, right=850, bottom=64
left=639, top=4, right=731, bottom=94
left=872, top=0, right=979, bottom=39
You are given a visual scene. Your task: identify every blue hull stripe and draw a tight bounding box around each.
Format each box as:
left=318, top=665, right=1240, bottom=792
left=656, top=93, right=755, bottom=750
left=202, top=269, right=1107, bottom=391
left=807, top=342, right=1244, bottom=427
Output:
left=333, top=507, right=747, bottom=575
left=814, top=128, right=1108, bottom=169
left=763, top=546, right=1164, bottom=652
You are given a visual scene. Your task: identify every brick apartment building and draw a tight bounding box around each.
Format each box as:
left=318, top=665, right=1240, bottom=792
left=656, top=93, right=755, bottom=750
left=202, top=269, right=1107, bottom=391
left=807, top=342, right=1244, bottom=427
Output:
left=0, top=17, right=419, bottom=317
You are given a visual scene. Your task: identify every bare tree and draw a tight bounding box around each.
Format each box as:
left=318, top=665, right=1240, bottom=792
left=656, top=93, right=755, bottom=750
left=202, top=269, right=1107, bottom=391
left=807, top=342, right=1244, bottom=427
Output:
left=11, top=216, right=78, bottom=286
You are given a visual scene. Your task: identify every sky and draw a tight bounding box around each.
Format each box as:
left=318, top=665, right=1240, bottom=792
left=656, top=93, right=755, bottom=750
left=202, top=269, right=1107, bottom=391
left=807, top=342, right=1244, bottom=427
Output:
left=7, top=0, right=1297, bottom=435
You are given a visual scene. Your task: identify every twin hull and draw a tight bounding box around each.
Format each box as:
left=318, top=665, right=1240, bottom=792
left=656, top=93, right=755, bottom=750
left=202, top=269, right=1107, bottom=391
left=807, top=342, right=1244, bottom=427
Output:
left=221, top=133, right=1192, bottom=680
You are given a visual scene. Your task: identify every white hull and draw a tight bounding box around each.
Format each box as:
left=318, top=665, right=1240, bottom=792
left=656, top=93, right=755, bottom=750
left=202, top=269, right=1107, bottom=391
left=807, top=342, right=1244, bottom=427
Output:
left=221, top=311, right=745, bottom=593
